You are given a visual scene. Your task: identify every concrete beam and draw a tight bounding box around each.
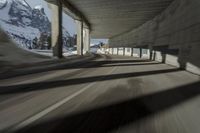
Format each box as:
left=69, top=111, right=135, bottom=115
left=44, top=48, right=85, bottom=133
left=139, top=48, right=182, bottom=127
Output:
left=61, top=0, right=90, bottom=29
left=49, top=0, right=63, bottom=58
left=46, top=0, right=90, bottom=30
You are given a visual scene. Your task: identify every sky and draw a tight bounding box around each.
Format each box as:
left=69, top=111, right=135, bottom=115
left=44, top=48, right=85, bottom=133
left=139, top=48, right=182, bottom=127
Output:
left=25, top=0, right=108, bottom=44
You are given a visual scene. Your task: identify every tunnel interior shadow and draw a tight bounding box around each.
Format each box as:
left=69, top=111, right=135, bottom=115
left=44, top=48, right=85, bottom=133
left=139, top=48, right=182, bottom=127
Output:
left=0, top=57, right=158, bottom=80
left=15, top=81, right=200, bottom=133
left=152, top=45, right=191, bottom=71
left=0, top=68, right=181, bottom=95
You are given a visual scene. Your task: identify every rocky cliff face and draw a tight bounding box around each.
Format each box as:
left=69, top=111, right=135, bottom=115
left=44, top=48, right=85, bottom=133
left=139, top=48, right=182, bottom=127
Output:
left=31, top=5, right=51, bottom=33
left=0, top=0, right=39, bottom=48
left=0, top=0, right=73, bottom=49
left=7, top=0, right=50, bottom=32
left=0, top=0, right=8, bottom=9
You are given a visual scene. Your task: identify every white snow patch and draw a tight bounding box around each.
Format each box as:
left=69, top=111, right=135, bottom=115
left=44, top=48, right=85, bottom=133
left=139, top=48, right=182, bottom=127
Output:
left=34, top=5, right=43, bottom=10
left=0, top=0, right=7, bottom=6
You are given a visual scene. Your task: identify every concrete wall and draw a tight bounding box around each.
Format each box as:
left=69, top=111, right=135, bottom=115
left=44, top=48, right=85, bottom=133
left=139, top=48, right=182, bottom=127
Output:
left=109, top=47, right=133, bottom=56
left=110, top=0, right=200, bottom=75
left=110, top=47, right=150, bottom=58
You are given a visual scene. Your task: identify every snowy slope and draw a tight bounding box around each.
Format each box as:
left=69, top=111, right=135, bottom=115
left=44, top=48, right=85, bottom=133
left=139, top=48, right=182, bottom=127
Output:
left=0, top=0, right=43, bottom=49
left=0, top=0, right=75, bottom=53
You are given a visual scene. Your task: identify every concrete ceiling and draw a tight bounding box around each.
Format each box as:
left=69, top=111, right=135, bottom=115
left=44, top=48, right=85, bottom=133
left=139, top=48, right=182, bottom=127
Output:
left=63, top=0, right=174, bottom=38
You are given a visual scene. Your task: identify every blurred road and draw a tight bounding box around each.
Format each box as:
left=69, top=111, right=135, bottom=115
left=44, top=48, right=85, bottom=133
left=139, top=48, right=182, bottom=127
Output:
left=0, top=55, right=199, bottom=133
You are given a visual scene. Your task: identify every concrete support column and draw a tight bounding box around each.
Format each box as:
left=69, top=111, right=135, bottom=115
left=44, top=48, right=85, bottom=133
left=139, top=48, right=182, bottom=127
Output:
left=139, top=48, right=143, bottom=58
left=149, top=49, right=153, bottom=60
left=117, top=48, right=119, bottom=55
left=83, top=28, right=90, bottom=54
left=123, top=47, right=125, bottom=56
left=161, top=51, right=166, bottom=63
left=49, top=1, right=63, bottom=58
left=149, top=45, right=153, bottom=60
left=153, top=50, right=156, bottom=61
left=112, top=48, right=114, bottom=55
left=76, top=20, right=83, bottom=55
left=131, top=48, right=134, bottom=56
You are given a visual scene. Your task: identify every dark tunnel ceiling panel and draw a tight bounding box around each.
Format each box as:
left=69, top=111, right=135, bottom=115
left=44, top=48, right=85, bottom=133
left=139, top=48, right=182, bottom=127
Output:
left=66, top=0, right=174, bottom=38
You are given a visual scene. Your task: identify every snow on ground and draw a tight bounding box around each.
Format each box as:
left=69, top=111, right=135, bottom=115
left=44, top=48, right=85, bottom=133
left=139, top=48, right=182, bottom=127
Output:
left=0, top=20, right=40, bottom=50
left=97, top=48, right=109, bottom=54
left=0, top=0, right=7, bottom=6
left=0, top=0, right=40, bottom=49
left=33, top=47, right=100, bottom=57
left=0, top=0, right=79, bottom=57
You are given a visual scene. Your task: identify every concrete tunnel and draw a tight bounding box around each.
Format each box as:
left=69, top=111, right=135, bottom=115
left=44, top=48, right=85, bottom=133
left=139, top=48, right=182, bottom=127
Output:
left=44, top=0, right=200, bottom=75
left=0, top=0, right=200, bottom=132
left=0, top=0, right=199, bottom=75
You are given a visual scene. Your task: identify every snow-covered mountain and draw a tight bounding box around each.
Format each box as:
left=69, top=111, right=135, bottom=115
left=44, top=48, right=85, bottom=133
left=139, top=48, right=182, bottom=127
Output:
left=0, top=0, right=73, bottom=50
left=0, top=0, right=38, bottom=48
left=31, top=5, right=51, bottom=32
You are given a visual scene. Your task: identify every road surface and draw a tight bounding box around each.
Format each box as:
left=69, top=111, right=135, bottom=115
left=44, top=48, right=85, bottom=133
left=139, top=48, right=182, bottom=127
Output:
left=0, top=55, right=199, bottom=133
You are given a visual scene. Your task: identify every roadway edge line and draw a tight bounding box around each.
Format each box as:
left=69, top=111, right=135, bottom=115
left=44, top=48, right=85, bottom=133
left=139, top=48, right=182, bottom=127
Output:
left=9, top=66, right=117, bottom=132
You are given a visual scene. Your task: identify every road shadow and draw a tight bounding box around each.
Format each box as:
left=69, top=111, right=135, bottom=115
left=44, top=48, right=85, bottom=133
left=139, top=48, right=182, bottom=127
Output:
left=0, top=68, right=181, bottom=95
left=0, top=54, right=100, bottom=80
left=99, top=62, right=162, bottom=68
left=0, top=56, right=152, bottom=80
left=15, top=81, right=200, bottom=133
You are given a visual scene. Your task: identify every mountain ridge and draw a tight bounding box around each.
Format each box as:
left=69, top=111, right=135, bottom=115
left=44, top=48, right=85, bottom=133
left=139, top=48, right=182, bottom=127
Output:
left=0, top=0, right=74, bottom=50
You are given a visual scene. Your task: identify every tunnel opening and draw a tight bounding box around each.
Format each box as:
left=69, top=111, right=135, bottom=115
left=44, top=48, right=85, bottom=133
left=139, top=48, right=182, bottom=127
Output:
left=0, top=0, right=78, bottom=58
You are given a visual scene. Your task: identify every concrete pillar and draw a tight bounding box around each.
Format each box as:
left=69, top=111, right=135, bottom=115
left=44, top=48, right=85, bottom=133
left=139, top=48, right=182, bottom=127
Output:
left=49, top=1, right=63, bottom=58
left=149, top=49, right=153, bottom=60
left=117, top=48, right=119, bottom=55
left=131, top=48, right=134, bottom=56
left=161, top=51, right=166, bottom=63
left=76, top=20, right=83, bottom=55
left=83, top=28, right=90, bottom=54
left=153, top=50, right=156, bottom=61
left=149, top=45, right=153, bottom=60
left=123, top=47, right=125, bottom=56
left=112, top=48, right=114, bottom=55
left=139, top=48, right=142, bottom=58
